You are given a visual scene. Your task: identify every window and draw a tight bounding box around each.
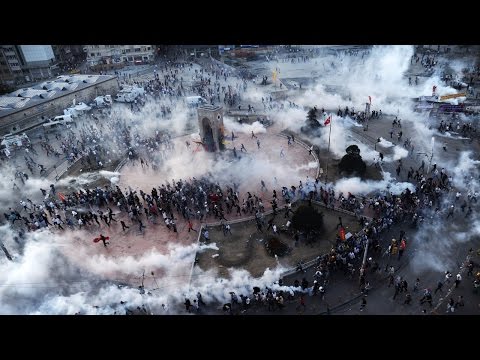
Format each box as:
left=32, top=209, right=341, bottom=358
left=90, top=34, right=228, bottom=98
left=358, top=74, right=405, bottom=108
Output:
left=90, top=53, right=95, bottom=57
left=147, top=47, right=151, bottom=51
left=134, top=48, right=141, bottom=52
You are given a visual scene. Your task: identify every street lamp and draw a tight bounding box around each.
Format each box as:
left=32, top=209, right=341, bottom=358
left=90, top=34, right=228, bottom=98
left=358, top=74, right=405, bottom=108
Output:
left=428, top=136, right=434, bottom=174
left=417, top=136, right=434, bottom=174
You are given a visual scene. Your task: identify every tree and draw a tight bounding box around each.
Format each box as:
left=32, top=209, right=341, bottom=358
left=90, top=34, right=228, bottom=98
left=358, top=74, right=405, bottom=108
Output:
left=339, top=144, right=366, bottom=176
left=306, top=107, right=320, bottom=129
left=291, top=205, right=325, bottom=243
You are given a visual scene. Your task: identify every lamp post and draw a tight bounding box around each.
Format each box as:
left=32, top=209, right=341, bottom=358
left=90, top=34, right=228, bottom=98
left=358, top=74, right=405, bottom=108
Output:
left=417, top=136, right=434, bottom=174
left=428, top=136, right=434, bottom=174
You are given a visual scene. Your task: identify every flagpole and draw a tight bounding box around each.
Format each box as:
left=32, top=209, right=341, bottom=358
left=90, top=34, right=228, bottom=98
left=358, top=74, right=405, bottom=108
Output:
left=325, top=115, right=332, bottom=185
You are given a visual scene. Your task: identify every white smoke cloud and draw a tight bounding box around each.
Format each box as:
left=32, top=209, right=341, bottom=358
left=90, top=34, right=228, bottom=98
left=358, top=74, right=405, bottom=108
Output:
left=334, top=171, right=415, bottom=196
left=223, top=117, right=267, bottom=135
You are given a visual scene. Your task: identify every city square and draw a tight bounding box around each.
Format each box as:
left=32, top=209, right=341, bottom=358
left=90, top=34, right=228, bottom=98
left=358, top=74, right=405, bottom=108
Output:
left=0, top=45, right=479, bottom=314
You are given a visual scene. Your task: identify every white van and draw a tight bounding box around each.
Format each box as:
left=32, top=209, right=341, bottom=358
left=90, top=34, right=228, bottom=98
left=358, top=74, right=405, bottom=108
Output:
left=43, top=115, right=74, bottom=129
left=1, top=132, right=30, bottom=151
left=92, top=95, right=112, bottom=107
left=186, top=96, right=207, bottom=107
left=114, top=92, right=136, bottom=103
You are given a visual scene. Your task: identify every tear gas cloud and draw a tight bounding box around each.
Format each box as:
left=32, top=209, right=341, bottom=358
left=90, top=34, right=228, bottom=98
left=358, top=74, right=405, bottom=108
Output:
left=334, top=171, right=415, bottom=196
left=1, top=45, right=478, bottom=313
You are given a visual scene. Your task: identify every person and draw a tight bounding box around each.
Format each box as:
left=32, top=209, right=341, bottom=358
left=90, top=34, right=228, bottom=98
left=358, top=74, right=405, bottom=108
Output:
left=360, top=296, right=367, bottom=311
left=336, top=216, right=343, bottom=229
left=184, top=298, right=192, bottom=313
left=297, top=294, right=306, bottom=312
left=404, top=292, right=412, bottom=305
left=240, top=143, right=247, bottom=153
left=280, top=148, right=285, bottom=157
left=308, top=145, right=314, bottom=155
left=413, top=278, right=420, bottom=292
left=447, top=297, right=455, bottom=313
left=120, top=220, right=129, bottom=231
left=251, top=131, right=256, bottom=139
left=188, top=219, right=197, bottom=232
left=455, top=295, right=464, bottom=308
left=197, top=292, right=206, bottom=306
left=434, top=281, right=443, bottom=294
left=257, top=138, right=260, bottom=149
left=99, top=234, right=109, bottom=247
left=455, top=273, right=462, bottom=288
left=138, top=219, right=146, bottom=232
left=261, top=180, right=267, bottom=192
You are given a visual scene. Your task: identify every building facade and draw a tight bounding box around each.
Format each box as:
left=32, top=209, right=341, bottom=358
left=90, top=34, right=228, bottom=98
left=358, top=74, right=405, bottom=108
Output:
left=0, top=45, right=24, bottom=86
left=84, top=45, right=156, bottom=67
left=0, top=45, right=58, bottom=87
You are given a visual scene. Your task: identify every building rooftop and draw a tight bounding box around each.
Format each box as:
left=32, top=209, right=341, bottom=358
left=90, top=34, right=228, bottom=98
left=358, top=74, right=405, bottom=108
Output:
left=0, top=74, right=116, bottom=118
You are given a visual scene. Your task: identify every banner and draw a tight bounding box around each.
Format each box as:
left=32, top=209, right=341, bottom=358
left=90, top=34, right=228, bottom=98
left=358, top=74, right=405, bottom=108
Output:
left=438, top=104, right=465, bottom=113
left=417, top=95, right=440, bottom=102
left=415, top=102, right=434, bottom=110
left=439, top=92, right=467, bottom=101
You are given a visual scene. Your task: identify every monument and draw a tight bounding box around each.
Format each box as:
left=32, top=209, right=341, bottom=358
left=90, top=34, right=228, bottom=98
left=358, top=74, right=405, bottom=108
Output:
left=197, top=105, right=225, bottom=152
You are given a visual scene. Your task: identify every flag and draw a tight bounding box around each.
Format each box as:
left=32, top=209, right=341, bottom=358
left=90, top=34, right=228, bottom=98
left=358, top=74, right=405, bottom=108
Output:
left=324, top=116, right=331, bottom=126
left=368, top=96, right=372, bottom=104
left=339, top=227, right=346, bottom=241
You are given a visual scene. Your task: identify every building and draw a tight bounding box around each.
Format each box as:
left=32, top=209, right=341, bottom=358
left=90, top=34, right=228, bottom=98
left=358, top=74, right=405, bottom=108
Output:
left=84, top=45, right=156, bottom=67
left=0, top=74, right=119, bottom=135
left=18, top=45, right=58, bottom=82
left=0, top=45, right=24, bottom=87
left=0, top=45, right=59, bottom=87
left=52, top=45, right=86, bottom=73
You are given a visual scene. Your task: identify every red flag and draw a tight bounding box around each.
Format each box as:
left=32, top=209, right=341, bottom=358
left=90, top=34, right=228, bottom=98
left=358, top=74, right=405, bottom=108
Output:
left=324, top=116, right=331, bottom=126
left=339, top=227, right=346, bottom=241
left=368, top=96, right=372, bottom=104
left=93, top=236, right=109, bottom=243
